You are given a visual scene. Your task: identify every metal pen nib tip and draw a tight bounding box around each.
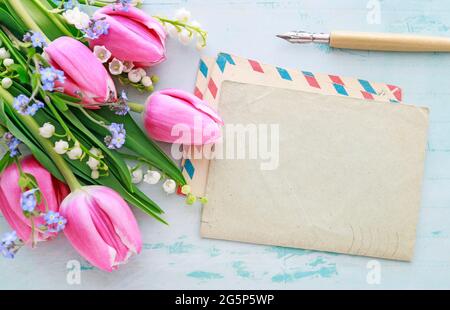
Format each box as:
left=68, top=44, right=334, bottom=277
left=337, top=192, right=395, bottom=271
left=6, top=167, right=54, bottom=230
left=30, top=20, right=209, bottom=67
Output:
left=276, top=34, right=290, bottom=40
left=276, top=31, right=331, bottom=44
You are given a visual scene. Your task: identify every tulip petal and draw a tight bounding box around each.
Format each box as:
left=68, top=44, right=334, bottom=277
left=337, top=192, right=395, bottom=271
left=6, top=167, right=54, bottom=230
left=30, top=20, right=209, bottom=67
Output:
left=90, top=6, right=166, bottom=67
left=0, top=156, right=67, bottom=243
left=144, top=90, right=222, bottom=145
left=45, top=37, right=116, bottom=104
left=0, top=189, right=32, bottom=242
left=159, top=89, right=224, bottom=125
left=60, top=186, right=142, bottom=272
left=60, top=190, right=118, bottom=272
left=96, top=5, right=166, bottom=45
left=89, top=186, right=142, bottom=255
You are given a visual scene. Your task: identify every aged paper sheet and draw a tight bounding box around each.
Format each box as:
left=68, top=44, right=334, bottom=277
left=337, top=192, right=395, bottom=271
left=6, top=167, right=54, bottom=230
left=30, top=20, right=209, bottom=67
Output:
left=201, top=81, right=429, bottom=261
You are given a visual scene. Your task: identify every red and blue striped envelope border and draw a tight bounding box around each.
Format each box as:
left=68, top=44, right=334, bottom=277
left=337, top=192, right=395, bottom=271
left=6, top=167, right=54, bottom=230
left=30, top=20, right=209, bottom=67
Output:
left=181, top=53, right=403, bottom=197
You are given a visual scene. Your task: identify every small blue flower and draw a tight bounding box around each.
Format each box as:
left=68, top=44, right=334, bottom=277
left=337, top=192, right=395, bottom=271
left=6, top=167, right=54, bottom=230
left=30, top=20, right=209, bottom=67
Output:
left=3, top=132, right=21, bottom=157
left=39, top=67, right=65, bottom=92
left=13, top=94, right=44, bottom=116
left=83, top=19, right=110, bottom=40
left=23, top=31, right=47, bottom=48
left=20, top=188, right=39, bottom=213
left=46, top=214, right=67, bottom=233
left=44, top=211, right=60, bottom=225
left=56, top=216, right=67, bottom=232
left=105, top=123, right=126, bottom=149
left=13, top=94, right=30, bottom=115
left=1, top=231, right=17, bottom=247
left=111, top=90, right=130, bottom=116
left=0, top=231, right=20, bottom=259
left=0, top=243, right=14, bottom=259
left=63, top=0, right=76, bottom=10
left=117, top=0, right=132, bottom=11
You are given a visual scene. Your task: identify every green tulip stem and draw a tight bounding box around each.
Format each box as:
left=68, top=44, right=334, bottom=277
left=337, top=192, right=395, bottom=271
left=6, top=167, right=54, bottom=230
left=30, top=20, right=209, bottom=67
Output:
left=127, top=102, right=145, bottom=113
left=0, top=86, right=82, bottom=191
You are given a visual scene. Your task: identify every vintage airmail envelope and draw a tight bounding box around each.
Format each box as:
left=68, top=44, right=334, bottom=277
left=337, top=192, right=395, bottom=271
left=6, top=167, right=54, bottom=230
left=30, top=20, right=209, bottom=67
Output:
left=182, top=54, right=403, bottom=198
left=201, top=81, right=429, bottom=261
left=182, top=54, right=427, bottom=260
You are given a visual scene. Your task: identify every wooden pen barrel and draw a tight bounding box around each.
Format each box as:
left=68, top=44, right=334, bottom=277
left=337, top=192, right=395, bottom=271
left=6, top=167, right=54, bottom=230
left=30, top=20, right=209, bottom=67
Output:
left=330, top=31, right=450, bottom=52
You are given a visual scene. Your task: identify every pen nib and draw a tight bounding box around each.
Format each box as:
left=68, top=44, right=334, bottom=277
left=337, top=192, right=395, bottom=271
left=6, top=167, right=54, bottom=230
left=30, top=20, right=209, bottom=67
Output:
left=276, top=32, right=298, bottom=43
left=276, top=34, right=292, bottom=41
left=276, top=31, right=330, bottom=44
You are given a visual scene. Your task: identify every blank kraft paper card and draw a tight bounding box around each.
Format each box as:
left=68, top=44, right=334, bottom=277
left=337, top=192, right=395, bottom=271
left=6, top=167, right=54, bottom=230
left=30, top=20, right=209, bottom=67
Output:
left=201, top=81, right=429, bottom=261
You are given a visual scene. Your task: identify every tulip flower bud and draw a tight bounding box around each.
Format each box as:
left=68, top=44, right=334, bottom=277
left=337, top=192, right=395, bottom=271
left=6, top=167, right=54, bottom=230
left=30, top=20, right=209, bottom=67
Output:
left=60, top=186, right=142, bottom=272
left=89, top=5, right=166, bottom=67
left=45, top=37, right=116, bottom=106
left=143, top=89, right=223, bottom=145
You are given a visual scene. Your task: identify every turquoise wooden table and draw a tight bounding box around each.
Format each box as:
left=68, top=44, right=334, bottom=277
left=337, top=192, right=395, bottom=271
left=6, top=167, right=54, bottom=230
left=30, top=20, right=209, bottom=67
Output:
left=2, top=0, right=450, bottom=289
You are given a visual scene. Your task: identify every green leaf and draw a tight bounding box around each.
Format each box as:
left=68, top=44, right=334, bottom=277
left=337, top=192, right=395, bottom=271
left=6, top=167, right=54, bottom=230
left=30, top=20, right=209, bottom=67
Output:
left=48, top=100, right=133, bottom=192
left=89, top=107, right=187, bottom=186
left=47, top=119, right=166, bottom=223
left=9, top=82, right=31, bottom=97
left=53, top=92, right=81, bottom=104
left=0, top=152, right=14, bottom=174
left=18, top=174, right=29, bottom=189
left=0, top=100, right=64, bottom=181
left=8, top=64, right=29, bottom=84
left=0, top=27, right=28, bottom=69
left=50, top=92, right=68, bottom=112
left=0, top=6, right=27, bottom=37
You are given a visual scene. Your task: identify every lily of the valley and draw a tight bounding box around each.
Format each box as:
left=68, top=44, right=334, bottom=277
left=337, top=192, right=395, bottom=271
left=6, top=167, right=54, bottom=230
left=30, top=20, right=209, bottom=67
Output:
left=54, top=140, right=69, bottom=155
left=1, top=78, right=12, bottom=89
left=109, top=58, right=124, bottom=75
left=93, top=45, right=112, bottom=63
left=143, top=170, right=161, bottom=185
left=0, top=47, right=10, bottom=59
left=63, top=7, right=90, bottom=30
left=39, top=122, right=55, bottom=138
left=162, top=179, right=177, bottom=194
left=67, top=142, right=83, bottom=160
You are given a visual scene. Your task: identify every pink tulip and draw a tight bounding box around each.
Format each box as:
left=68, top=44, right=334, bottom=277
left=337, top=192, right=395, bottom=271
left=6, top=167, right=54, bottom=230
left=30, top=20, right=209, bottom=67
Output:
left=0, top=156, right=69, bottom=243
left=89, top=5, right=166, bottom=67
left=144, top=89, right=224, bottom=145
left=45, top=36, right=116, bottom=106
left=60, top=186, right=142, bottom=272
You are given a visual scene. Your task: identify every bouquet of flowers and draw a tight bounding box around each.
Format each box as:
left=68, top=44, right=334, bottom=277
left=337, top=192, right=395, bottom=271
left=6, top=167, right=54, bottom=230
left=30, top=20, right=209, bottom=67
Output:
left=0, top=0, right=222, bottom=272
